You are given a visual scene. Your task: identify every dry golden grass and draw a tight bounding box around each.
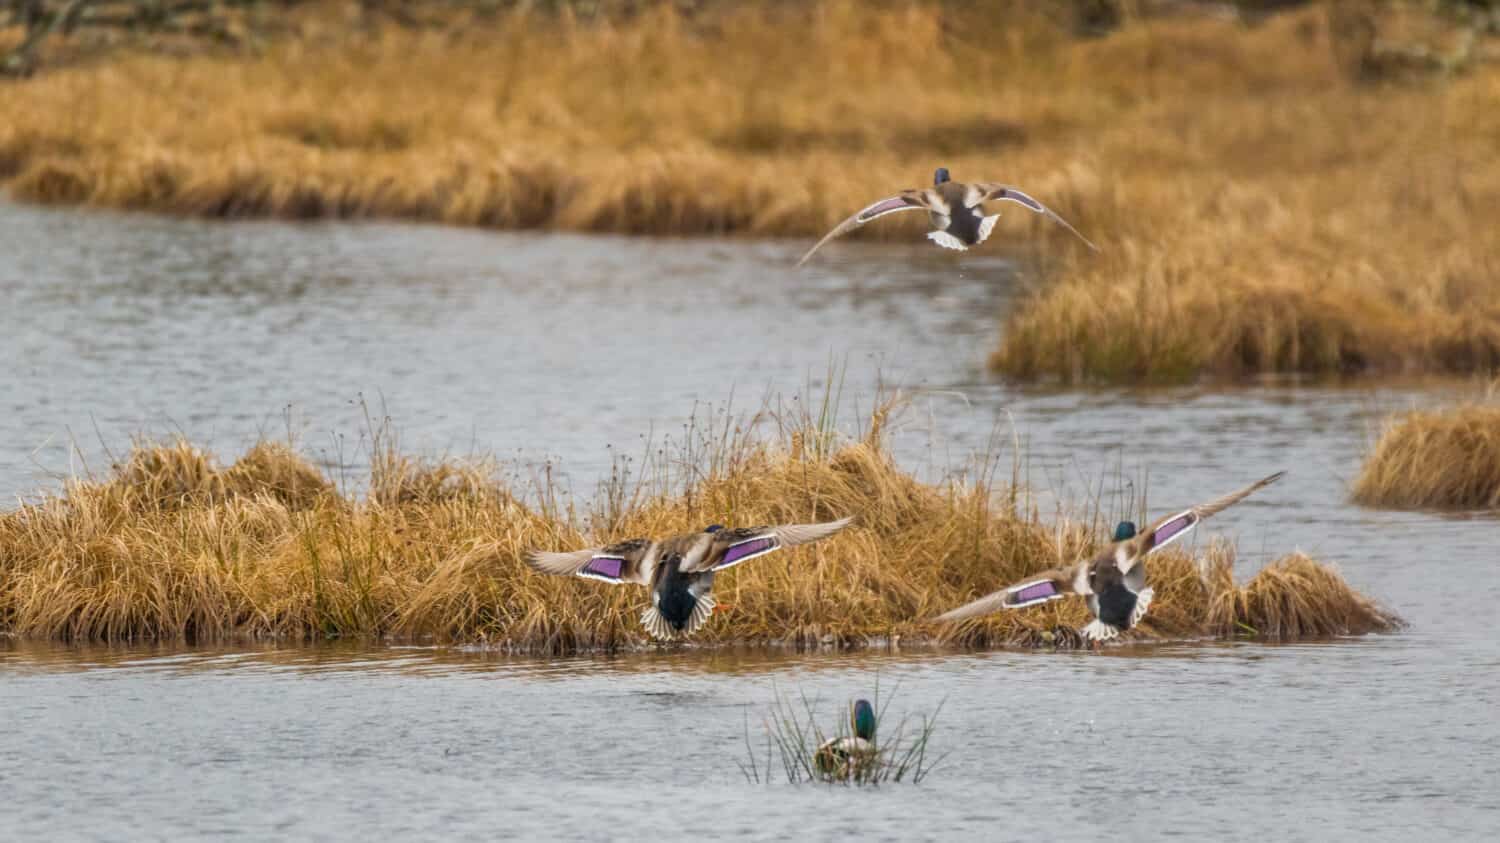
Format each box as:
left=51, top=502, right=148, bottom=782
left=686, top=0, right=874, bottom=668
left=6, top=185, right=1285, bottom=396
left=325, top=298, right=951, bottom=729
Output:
left=0, top=406, right=1399, bottom=651
left=2, top=3, right=1496, bottom=382
left=1202, top=548, right=1400, bottom=639
left=1352, top=403, right=1500, bottom=509
left=988, top=10, right=1500, bottom=382
left=1, top=1, right=1076, bottom=236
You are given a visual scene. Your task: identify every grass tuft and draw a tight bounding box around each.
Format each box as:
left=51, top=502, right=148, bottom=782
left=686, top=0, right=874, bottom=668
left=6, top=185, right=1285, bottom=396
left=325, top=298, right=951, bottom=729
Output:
left=1352, top=404, right=1500, bottom=510
left=739, top=686, right=943, bottom=786
left=1203, top=547, right=1404, bottom=639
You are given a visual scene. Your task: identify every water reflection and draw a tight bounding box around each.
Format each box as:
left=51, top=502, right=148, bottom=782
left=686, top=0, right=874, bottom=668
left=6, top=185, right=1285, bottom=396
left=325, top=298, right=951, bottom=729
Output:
left=0, top=633, right=1408, bottom=681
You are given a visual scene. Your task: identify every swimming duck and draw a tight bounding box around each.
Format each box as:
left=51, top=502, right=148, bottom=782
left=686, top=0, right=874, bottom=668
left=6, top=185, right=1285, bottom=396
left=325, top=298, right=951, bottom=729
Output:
left=796, top=167, right=1098, bottom=266
left=815, top=699, right=878, bottom=778
left=524, top=517, right=853, bottom=641
left=935, top=472, right=1285, bottom=642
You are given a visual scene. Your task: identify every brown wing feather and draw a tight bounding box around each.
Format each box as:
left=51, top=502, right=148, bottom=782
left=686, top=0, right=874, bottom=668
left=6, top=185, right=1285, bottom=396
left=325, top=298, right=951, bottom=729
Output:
left=523, top=537, right=653, bottom=584
left=932, top=563, right=1084, bottom=623
left=770, top=516, right=855, bottom=547
left=684, top=517, right=854, bottom=572
left=969, top=182, right=1099, bottom=252
left=1187, top=470, right=1286, bottom=522
left=1142, top=471, right=1286, bottom=540
left=1122, top=471, right=1286, bottom=567
left=796, top=191, right=930, bottom=267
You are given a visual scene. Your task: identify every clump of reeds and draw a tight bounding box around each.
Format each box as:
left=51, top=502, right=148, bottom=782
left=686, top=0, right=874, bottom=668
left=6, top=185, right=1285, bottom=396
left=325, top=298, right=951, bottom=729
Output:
left=100, top=439, right=334, bottom=512
left=1201, top=545, right=1403, bottom=639
left=0, top=401, right=1400, bottom=650
left=986, top=7, right=1500, bottom=383
left=739, top=688, right=943, bottom=786
left=1351, top=404, right=1500, bottom=510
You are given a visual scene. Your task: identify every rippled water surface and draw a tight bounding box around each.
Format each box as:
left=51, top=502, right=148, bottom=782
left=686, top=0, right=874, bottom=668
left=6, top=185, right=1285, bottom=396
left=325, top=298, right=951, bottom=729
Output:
left=2, top=202, right=1497, bottom=839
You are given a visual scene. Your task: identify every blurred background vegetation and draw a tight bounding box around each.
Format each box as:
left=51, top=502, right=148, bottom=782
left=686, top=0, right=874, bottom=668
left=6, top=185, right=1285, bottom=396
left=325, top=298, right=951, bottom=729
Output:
left=3, top=0, right=1498, bottom=77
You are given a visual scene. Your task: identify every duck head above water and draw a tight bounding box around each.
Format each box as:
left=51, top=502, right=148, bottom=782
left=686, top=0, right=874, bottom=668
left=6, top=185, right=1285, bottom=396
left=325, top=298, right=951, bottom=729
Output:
left=851, top=699, right=876, bottom=741
left=933, top=167, right=951, bottom=185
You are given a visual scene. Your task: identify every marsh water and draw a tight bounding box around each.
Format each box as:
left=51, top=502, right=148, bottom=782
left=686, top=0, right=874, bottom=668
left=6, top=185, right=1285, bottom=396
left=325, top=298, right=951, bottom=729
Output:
left=1, top=201, right=1497, bottom=839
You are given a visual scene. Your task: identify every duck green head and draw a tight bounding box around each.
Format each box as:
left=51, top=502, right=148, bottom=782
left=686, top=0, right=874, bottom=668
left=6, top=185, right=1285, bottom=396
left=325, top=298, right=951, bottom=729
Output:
left=851, top=699, right=876, bottom=741
left=933, top=167, right=951, bottom=185
left=1113, top=520, right=1138, bottom=542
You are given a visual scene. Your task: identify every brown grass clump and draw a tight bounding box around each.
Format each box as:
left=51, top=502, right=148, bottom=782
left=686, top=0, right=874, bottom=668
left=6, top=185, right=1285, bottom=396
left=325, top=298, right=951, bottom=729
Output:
left=104, top=439, right=334, bottom=511
left=1352, top=404, right=1500, bottom=510
left=987, top=8, right=1500, bottom=382
left=0, top=407, right=1399, bottom=651
left=1203, top=548, right=1403, bottom=639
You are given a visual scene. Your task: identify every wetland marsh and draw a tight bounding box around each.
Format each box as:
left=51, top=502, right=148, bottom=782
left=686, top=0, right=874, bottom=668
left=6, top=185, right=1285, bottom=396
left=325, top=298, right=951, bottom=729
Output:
left=4, top=1, right=1499, bottom=837
left=1, top=199, right=1496, bottom=837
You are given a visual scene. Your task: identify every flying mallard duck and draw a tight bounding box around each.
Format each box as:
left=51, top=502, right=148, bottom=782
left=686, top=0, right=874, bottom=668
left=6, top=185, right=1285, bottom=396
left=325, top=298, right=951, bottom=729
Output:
left=934, top=472, right=1285, bottom=642
left=524, top=517, right=853, bottom=641
left=796, top=167, right=1098, bottom=267
left=814, top=699, right=877, bottom=778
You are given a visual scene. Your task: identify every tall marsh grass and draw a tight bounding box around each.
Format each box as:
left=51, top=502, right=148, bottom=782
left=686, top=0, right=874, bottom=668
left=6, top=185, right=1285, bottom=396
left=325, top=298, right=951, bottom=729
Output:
left=0, top=402, right=1399, bottom=650
left=2, top=3, right=1496, bottom=382
left=1352, top=404, right=1500, bottom=510
left=986, top=8, right=1500, bottom=383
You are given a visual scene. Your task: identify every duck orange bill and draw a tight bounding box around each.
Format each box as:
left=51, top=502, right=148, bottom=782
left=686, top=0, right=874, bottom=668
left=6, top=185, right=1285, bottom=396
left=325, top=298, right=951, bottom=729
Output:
left=712, top=603, right=734, bottom=615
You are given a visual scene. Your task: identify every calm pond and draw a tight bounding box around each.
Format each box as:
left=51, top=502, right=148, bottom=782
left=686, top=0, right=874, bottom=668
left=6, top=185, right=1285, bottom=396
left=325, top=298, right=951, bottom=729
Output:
left=1, top=201, right=1496, bottom=839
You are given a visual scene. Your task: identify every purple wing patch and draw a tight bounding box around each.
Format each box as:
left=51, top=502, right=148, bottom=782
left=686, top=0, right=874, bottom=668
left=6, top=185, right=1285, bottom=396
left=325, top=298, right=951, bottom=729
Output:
left=580, top=556, right=625, bottom=581
left=716, top=537, right=778, bottom=570
left=1151, top=514, right=1197, bottom=549
left=1007, top=580, right=1061, bottom=607
left=856, top=196, right=915, bottom=222
left=996, top=188, right=1045, bottom=213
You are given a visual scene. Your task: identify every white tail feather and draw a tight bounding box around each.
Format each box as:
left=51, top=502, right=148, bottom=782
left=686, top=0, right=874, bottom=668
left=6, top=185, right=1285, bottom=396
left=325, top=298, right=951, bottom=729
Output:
left=975, top=214, right=1000, bottom=245
left=1081, top=619, right=1120, bottom=642
left=927, top=230, right=968, bottom=251
left=685, top=593, right=716, bottom=636
left=640, top=607, right=673, bottom=641
left=639, top=593, right=717, bottom=641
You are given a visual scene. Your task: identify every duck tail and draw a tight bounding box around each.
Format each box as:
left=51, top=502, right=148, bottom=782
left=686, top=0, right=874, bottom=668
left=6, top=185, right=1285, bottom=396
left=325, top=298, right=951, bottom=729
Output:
left=685, top=593, right=716, bottom=635
left=1081, top=619, right=1120, bottom=642
left=1130, top=587, right=1155, bottom=628
left=638, top=593, right=717, bottom=642
left=639, top=607, right=675, bottom=642
left=927, top=230, right=968, bottom=251
left=976, top=214, right=1000, bottom=245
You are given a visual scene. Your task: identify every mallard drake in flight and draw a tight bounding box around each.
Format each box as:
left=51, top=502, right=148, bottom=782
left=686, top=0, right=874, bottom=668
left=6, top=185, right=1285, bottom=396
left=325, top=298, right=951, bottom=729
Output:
left=524, top=517, right=853, bottom=641
left=796, top=167, right=1098, bottom=266
left=815, top=699, right=877, bottom=778
left=935, top=472, right=1285, bottom=642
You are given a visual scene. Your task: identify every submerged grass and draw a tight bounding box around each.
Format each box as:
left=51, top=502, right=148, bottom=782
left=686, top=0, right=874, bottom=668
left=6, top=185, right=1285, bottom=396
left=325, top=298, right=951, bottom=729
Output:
left=1352, top=403, right=1500, bottom=510
left=0, top=402, right=1400, bottom=651
left=1, top=3, right=1497, bottom=382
